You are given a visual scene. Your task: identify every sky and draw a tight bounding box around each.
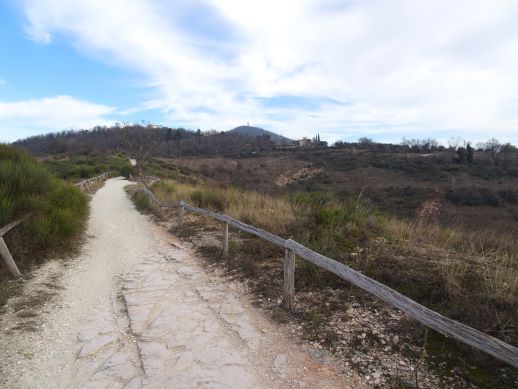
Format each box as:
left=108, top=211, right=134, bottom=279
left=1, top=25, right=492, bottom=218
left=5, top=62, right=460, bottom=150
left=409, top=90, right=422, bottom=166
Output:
left=1, top=0, right=518, bottom=144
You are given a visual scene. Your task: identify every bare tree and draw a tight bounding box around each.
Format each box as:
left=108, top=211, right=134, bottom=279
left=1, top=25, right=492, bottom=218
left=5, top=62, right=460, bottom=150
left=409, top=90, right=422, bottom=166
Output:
left=120, top=124, right=162, bottom=185
left=401, top=137, right=440, bottom=152
left=484, top=138, right=502, bottom=165
left=447, top=136, right=467, bottom=151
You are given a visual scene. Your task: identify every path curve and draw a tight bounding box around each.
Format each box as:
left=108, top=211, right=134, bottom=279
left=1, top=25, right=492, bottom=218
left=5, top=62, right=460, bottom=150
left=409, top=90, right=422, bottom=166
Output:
left=0, top=178, right=359, bottom=388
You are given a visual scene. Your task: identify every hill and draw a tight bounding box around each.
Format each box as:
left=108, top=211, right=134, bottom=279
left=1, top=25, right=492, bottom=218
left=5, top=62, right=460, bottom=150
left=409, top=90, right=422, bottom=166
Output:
left=14, top=125, right=284, bottom=157
left=228, top=125, right=293, bottom=145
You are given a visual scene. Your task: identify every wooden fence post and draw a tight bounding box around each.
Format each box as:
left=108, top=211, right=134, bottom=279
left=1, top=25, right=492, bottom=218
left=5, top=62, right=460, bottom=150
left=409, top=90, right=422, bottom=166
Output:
left=0, top=237, right=21, bottom=279
left=283, top=249, right=295, bottom=311
left=178, top=206, right=185, bottom=227
left=223, top=222, right=229, bottom=256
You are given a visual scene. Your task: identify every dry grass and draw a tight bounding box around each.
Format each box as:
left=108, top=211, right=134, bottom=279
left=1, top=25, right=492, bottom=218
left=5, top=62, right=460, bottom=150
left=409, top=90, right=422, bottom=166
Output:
left=386, top=219, right=518, bottom=303
left=153, top=179, right=295, bottom=234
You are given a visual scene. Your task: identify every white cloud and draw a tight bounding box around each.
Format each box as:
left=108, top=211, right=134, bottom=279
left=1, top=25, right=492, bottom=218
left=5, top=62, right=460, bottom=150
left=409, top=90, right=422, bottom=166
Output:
left=0, top=95, right=115, bottom=140
left=16, top=0, right=518, bottom=143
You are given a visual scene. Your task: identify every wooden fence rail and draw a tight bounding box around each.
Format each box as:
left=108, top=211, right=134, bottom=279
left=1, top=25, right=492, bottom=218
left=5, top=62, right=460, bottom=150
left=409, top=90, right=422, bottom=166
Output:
left=0, top=215, right=31, bottom=279
left=129, top=174, right=160, bottom=184
left=74, top=171, right=113, bottom=191
left=139, top=185, right=518, bottom=368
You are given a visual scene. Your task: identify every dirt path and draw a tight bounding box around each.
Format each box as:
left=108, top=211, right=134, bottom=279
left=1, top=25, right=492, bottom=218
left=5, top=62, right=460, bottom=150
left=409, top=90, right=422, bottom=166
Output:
left=0, top=178, right=360, bottom=388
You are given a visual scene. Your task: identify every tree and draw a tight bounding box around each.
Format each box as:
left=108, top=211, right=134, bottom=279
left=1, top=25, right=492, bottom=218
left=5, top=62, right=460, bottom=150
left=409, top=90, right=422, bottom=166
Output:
left=447, top=136, right=466, bottom=151
left=456, top=147, right=467, bottom=163
left=466, top=143, right=474, bottom=164
left=484, top=138, right=502, bottom=165
left=196, top=128, right=202, bottom=148
left=120, top=124, right=161, bottom=184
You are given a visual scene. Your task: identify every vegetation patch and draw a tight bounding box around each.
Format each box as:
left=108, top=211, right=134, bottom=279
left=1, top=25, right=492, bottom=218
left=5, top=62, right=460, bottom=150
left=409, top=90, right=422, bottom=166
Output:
left=0, top=145, right=88, bottom=279
left=43, top=153, right=132, bottom=180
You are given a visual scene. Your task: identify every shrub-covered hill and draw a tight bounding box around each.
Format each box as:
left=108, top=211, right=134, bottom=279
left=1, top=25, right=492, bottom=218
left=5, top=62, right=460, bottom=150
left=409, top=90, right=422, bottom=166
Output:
left=0, top=145, right=88, bottom=278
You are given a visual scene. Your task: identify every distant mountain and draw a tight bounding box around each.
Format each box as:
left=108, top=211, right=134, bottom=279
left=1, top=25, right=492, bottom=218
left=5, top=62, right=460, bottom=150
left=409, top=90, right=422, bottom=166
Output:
left=228, top=126, right=293, bottom=145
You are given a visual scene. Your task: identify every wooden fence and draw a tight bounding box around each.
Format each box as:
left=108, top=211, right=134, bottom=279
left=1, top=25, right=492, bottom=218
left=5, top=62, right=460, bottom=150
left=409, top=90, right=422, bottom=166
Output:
left=139, top=185, right=518, bottom=368
left=0, top=215, right=31, bottom=278
left=74, top=171, right=113, bottom=191
left=129, top=174, right=160, bottom=185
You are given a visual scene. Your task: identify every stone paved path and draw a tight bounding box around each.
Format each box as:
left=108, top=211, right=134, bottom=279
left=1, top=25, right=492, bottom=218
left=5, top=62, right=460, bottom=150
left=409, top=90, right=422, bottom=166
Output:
left=0, top=178, right=357, bottom=388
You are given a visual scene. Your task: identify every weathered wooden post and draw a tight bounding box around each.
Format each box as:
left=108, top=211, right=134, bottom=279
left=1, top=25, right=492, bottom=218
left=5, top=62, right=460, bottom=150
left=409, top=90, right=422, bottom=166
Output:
left=223, top=222, right=229, bottom=256
left=0, top=237, right=21, bottom=279
left=159, top=204, right=165, bottom=218
left=178, top=206, right=185, bottom=227
left=0, top=216, right=29, bottom=279
left=283, top=248, right=295, bottom=311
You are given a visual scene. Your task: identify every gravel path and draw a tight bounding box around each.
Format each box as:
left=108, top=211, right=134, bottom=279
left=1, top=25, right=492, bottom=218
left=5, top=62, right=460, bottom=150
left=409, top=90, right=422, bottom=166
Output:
left=0, top=178, right=358, bottom=388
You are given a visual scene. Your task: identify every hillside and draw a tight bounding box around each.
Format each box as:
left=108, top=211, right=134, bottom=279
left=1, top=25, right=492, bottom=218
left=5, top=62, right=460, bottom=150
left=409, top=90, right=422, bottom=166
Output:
left=169, top=148, right=518, bottom=236
left=228, top=125, right=293, bottom=145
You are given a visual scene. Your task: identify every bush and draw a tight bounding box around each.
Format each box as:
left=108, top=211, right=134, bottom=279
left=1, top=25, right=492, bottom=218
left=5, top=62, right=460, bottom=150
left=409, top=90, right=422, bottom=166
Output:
left=133, top=192, right=151, bottom=212
left=446, top=187, right=501, bottom=206
left=0, top=145, right=88, bottom=276
left=497, top=189, right=518, bottom=204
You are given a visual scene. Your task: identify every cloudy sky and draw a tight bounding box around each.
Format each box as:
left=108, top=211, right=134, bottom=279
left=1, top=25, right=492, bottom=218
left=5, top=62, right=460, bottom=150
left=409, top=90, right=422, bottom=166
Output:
left=1, top=0, right=518, bottom=144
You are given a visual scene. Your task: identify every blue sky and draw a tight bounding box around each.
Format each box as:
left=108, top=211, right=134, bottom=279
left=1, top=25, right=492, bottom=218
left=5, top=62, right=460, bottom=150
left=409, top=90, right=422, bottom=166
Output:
left=1, top=0, right=518, bottom=144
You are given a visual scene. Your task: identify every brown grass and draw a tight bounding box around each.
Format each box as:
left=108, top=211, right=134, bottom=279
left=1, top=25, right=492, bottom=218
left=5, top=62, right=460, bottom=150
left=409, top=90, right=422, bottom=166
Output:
left=153, top=179, right=295, bottom=235
left=387, top=219, right=518, bottom=304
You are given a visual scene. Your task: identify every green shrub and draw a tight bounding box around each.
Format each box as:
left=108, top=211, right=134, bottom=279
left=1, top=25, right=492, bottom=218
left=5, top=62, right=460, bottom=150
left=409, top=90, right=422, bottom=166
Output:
left=0, top=145, right=88, bottom=276
left=133, top=192, right=151, bottom=212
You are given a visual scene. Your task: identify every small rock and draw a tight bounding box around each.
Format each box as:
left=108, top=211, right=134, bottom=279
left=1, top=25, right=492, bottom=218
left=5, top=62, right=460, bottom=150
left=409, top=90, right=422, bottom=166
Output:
left=323, top=287, right=334, bottom=296
left=392, top=335, right=399, bottom=345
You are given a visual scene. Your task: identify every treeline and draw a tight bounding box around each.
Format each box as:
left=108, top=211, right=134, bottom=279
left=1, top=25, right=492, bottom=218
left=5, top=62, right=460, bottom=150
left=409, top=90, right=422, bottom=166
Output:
left=14, top=124, right=276, bottom=157
left=14, top=125, right=518, bottom=170
left=334, top=136, right=518, bottom=167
